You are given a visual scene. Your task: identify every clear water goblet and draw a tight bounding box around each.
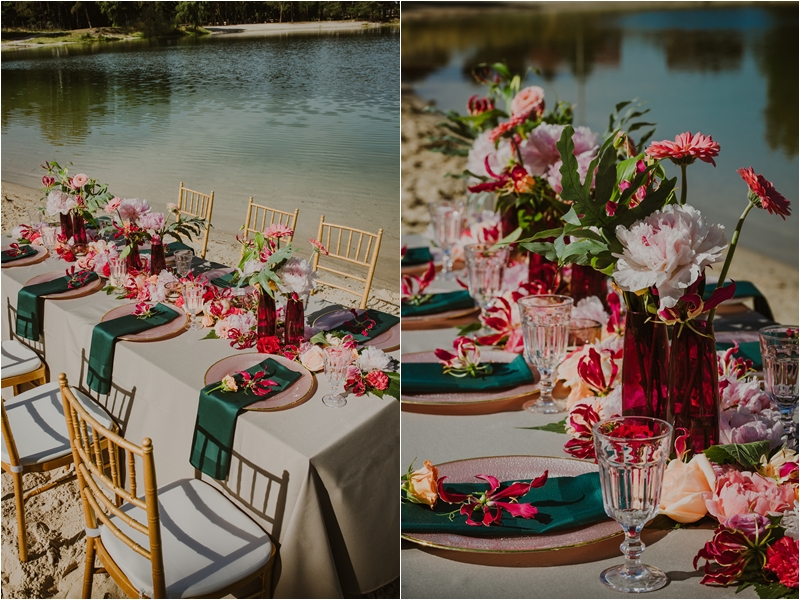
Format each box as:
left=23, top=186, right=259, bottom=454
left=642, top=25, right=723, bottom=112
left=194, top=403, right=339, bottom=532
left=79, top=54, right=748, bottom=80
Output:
left=760, top=325, right=799, bottom=451
left=428, top=201, right=462, bottom=280
left=108, top=256, right=127, bottom=286
left=322, top=346, right=353, bottom=408
left=41, top=226, right=58, bottom=262
left=27, top=207, right=44, bottom=230
left=464, top=243, right=508, bottom=312
left=593, top=416, right=673, bottom=593
left=174, top=250, right=193, bottom=277
left=518, top=295, right=573, bottom=413
left=183, top=284, right=204, bottom=331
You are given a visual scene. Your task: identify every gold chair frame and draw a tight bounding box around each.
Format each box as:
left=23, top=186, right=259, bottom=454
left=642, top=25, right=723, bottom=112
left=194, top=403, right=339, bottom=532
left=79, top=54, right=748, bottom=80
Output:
left=60, top=374, right=274, bottom=599
left=1, top=335, right=47, bottom=396
left=310, top=215, right=383, bottom=309
left=177, top=182, right=215, bottom=259
left=241, top=198, right=299, bottom=259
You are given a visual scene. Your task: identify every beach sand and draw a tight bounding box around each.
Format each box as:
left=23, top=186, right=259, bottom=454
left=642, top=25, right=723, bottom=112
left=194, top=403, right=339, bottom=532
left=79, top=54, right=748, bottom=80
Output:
left=401, top=91, right=798, bottom=326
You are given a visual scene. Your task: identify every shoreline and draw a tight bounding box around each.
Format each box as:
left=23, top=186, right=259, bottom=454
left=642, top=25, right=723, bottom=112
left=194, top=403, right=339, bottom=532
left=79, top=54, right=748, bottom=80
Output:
left=401, top=92, right=798, bottom=325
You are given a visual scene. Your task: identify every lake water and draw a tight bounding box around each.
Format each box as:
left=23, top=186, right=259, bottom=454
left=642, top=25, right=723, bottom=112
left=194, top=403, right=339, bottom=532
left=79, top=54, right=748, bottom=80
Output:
left=402, top=5, right=798, bottom=267
left=2, top=28, right=400, bottom=289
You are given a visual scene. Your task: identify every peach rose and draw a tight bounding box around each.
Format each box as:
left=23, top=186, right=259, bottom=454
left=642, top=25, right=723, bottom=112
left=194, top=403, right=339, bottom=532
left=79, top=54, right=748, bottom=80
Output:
left=201, top=313, right=215, bottom=328
left=299, top=345, right=325, bottom=372
left=221, top=375, right=238, bottom=392
left=510, top=86, right=545, bottom=120
left=408, top=460, right=439, bottom=508
left=659, top=453, right=716, bottom=523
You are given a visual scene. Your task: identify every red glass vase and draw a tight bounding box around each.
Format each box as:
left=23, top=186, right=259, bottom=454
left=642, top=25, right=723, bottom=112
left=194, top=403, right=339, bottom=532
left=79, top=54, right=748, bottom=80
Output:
left=569, top=264, right=607, bottom=304
left=126, top=240, right=143, bottom=272
left=528, top=252, right=558, bottom=292
left=149, top=237, right=167, bottom=275
left=667, top=320, right=720, bottom=454
left=72, top=212, right=88, bottom=251
left=284, top=294, right=305, bottom=346
left=60, top=212, right=74, bottom=241
left=621, top=311, right=670, bottom=419
left=257, top=287, right=277, bottom=340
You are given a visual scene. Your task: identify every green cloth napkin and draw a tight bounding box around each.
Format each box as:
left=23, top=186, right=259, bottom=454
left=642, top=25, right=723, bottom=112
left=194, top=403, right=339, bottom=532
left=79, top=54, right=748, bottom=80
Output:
left=2, top=245, right=37, bottom=264
left=402, top=247, right=432, bottom=267
left=211, top=272, right=236, bottom=288
left=401, top=290, right=475, bottom=317
left=330, top=309, right=400, bottom=343
left=716, top=340, right=762, bottom=371
left=86, top=303, right=179, bottom=395
left=16, top=272, right=99, bottom=340
left=402, top=472, right=607, bottom=537
left=704, top=280, right=773, bottom=320
left=402, top=354, right=534, bottom=395
left=190, top=358, right=301, bottom=480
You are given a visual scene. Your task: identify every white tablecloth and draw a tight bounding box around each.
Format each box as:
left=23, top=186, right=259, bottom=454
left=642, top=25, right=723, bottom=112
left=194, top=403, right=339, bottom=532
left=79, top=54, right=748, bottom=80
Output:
left=1, top=245, right=399, bottom=598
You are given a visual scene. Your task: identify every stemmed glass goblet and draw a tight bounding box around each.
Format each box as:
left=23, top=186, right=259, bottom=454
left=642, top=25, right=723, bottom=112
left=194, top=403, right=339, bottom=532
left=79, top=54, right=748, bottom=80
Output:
left=518, top=295, right=573, bottom=413
left=759, top=325, right=799, bottom=451
left=593, top=416, right=672, bottom=593
left=322, top=346, right=353, bottom=408
left=428, top=201, right=462, bottom=280
left=464, top=243, right=508, bottom=313
left=183, top=284, right=204, bottom=331
left=41, top=226, right=58, bottom=263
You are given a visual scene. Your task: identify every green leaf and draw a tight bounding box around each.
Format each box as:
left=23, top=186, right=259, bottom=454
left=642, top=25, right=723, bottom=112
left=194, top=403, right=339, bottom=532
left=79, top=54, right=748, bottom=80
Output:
left=520, top=241, right=557, bottom=262
left=202, top=330, right=219, bottom=340
left=491, top=227, right=522, bottom=250
left=456, top=322, right=483, bottom=336
left=519, top=419, right=567, bottom=434
left=703, top=441, right=770, bottom=469
left=562, top=207, right=581, bottom=226
left=309, top=331, right=328, bottom=346
left=748, top=581, right=795, bottom=599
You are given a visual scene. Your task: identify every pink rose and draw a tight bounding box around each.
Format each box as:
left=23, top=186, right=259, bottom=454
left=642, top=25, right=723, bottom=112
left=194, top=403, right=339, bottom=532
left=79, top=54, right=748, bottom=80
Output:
left=510, top=86, right=545, bottom=120
left=659, top=454, right=716, bottom=523
left=299, top=345, right=324, bottom=372
left=72, top=173, right=89, bottom=188
left=365, top=370, right=389, bottom=391
left=706, top=469, right=795, bottom=522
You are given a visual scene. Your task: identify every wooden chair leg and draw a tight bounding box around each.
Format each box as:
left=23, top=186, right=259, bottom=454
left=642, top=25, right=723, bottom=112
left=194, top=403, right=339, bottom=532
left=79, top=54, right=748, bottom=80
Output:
left=82, top=536, right=96, bottom=599
left=12, top=470, right=28, bottom=562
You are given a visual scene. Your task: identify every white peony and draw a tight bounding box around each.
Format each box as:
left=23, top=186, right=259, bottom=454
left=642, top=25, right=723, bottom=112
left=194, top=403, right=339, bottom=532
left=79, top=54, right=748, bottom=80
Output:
left=720, top=379, right=771, bottom=412
left=277, top=257, right=316, bottom=296
left=239, top=258, right=263, bottom=278
left=117, top=198, right=152, bottom=222
left=466, top=129, right=514, bottom=182
left=612, top=204, right=727, bottom=310
left=139, top=212, right=166, bottom=232
left=226, top=311, right=257, bottom=333
left=46, top=190, right=77, bottom=216
left=357, top=346, right=392, bottom=372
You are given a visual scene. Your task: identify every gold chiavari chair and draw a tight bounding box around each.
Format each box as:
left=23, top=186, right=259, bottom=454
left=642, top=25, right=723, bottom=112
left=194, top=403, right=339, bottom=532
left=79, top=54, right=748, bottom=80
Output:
left=310, top=215, right=383, bottom=310
left=177, top=182, right=215, bottom=259
left=2, top=381, right=116, bottom=561
left=241, top=197, right=299, bottom=259
left=60, top=374, right=276, bottom=599
left=1, top=338, right=46, bottom=396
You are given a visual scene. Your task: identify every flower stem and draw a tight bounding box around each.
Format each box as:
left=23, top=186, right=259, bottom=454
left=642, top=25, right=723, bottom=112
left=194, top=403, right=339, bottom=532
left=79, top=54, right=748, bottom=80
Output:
left=707, top=201, right=755, bottom=324
left=680, top=164, right=687, bottom=206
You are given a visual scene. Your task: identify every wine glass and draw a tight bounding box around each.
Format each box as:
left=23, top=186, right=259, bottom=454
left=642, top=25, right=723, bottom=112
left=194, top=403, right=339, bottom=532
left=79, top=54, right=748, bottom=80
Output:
left=428, top=201, right=462, bottom=280
left=760, top=325, right=799, bottom=451
left=464, top=243, right=508, bottom=312
left=174, top=250, right=193, bottom=277
left=593, top=416, right=672, bottom=593
left=183, top=284, right=204, bottom=331
left=41, top=226, right=58, bottom=262
left=322, top=346, right=353, bottom=408
left=518, top=295, right=573, bottom=413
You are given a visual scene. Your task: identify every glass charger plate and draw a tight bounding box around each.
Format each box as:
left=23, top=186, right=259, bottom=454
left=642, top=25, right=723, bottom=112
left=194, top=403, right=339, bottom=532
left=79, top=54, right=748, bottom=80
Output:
left=401, top=350, right=540, bottom=413
left=204, top=353, right=316, bottom=411
left=100, top=303, right=188, bottom=342
left=402, top=455, right=620, bottom=557
left=1, top=245, right=48, bottom=267
left=312, top=308, right=400, bottom=351
left=24, top=270, right=103, bottom=299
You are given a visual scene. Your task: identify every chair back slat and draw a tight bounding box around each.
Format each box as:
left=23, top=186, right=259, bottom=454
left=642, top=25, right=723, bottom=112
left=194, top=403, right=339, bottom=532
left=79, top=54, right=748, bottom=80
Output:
left=241, top=198, right=299, bottom=259
left=311, top=215, right=383, bottom=309
left=60, top=374, right=167, bottom=598
left=177, top=182, right=214, bottom=259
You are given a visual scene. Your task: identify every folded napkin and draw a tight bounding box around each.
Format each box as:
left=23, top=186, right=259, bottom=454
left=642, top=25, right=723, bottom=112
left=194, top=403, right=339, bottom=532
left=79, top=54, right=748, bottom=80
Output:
left=16, top=272, right=100, bottom=340
left=402, top=354, right=534, bottom=395
left=2, top=245, right=37, bottom=264
left=86, top=303, right=180, bottom=395
left=716, top=340, right=762, bottom=371
left=190, top=358, right=301, bottom=480
left=401, top=247, right=433, bottom=267
left=328, top=309, right=400, bottom=343
left=211, top=272, right=236, bottom=288
left=401, top=290, right=475, bottom=318
left=402, top=472, right=607, bottom=536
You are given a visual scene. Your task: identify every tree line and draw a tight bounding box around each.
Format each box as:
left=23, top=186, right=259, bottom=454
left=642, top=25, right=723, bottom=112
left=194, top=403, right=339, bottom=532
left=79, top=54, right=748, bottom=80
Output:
left=1, top=2, right=399, bottom=33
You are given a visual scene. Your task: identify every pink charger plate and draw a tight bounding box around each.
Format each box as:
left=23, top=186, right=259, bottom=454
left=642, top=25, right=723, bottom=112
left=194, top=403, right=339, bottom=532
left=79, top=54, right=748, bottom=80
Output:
left=100, top=303, right=188, bottom=342
left=402, top=455, right=620, bottom=555
left=204, top=353, right=316, bottom=411
left=1, top=244, right=48, bottom=268
left=312, top=308, right=400, bottom=351
left=24, top=270, right=103, bottom=299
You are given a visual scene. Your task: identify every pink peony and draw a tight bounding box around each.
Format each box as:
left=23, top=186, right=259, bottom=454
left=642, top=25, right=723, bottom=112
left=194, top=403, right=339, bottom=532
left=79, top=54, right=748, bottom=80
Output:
left=71, top=173, right=89, bottom=188
left=365, top=370, right=389, bottom=391
left=46, top=189, right=76, bottom=216
left=646, top=131, right=720, bottom=166
left=139, top=212, right=166, bottom=232
left=737, top=167, right=791, bottom=220
left=706, top=469, right=795, bottom=522
left=719, top=405, right=784, bottom=449
left=117, top=198, right=152, bottom=222
left=510, top=86, right=545, bottom=120
left=520, top=124, right=597, bottom=177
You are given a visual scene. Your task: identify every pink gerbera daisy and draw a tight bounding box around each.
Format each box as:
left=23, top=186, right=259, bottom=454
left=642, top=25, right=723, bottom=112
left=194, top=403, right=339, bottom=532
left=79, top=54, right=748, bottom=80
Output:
left=646, top=131, right=720, bottom=166
left=263, top=223, right=293, bottom=239
left=309, top=238, right=328, bottom=255
left=736, top=167, right=791, bottom=220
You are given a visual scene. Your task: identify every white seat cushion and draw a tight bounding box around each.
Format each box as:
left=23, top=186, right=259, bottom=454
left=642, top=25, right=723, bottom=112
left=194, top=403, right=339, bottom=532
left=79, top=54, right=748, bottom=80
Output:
left=101, top=478, right=272, bottom=599
left=2, top=382, right=115, bottom=467
left=1, top=340, right=42, bottom=380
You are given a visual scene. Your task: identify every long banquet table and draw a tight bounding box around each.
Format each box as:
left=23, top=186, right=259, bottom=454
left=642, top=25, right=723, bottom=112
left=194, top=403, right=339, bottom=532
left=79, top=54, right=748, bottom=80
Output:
left=1, top=242, right=399, bottom=598
left=399, top=238, right=758, bottom=599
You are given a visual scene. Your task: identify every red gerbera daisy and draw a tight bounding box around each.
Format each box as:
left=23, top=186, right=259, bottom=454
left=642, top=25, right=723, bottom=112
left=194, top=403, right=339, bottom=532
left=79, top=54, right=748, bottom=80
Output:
left=736, top=166, right=791, bottom=220
left=646, top=131, right=720, bottom=166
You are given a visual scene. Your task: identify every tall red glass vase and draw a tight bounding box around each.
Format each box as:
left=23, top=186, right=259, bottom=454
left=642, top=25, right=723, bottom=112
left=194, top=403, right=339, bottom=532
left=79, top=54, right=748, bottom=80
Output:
left=72, top=212, right=88, bottom=252
left=569, top=264, right=607, bottom=304
left=257, top=287, right=278, bottom=340
left=621, top=311, right=670, bottom=419
left=149, top=237, right=167, bottom=275
left=126, top=240, right=143, bottom=272
left=284, top=294, right=305, bottom=346
left=666, top=320, right=720, bottom=454
left=60, top=212, right=74, bottom=241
